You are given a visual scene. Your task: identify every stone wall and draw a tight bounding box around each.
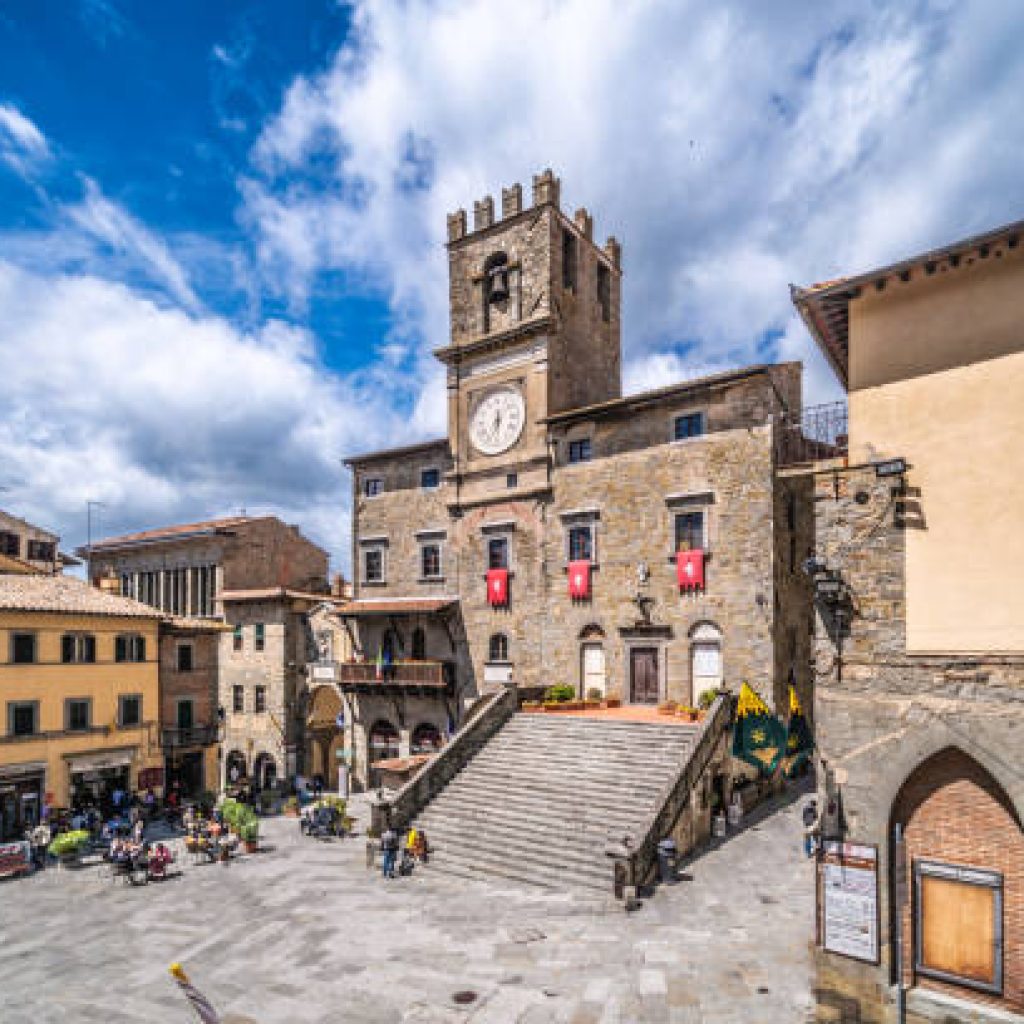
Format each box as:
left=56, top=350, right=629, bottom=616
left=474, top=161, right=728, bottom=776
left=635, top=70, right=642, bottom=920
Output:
left=808, top=464, right=1024, bottom=1023
left=158, top=626, right=219, bottom=730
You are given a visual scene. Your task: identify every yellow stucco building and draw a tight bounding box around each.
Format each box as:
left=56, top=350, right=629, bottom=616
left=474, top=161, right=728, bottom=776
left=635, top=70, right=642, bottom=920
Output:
left=0, top=574, right=163, bottom=838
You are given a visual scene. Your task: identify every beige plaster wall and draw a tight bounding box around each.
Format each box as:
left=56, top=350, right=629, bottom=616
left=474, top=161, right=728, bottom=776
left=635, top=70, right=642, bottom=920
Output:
left=850, top=350, right=1024, bottom=653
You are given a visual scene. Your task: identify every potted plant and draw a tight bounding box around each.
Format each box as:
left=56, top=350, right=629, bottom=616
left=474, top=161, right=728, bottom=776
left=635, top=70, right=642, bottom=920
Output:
left=48, top=829, right=90, bottom=865
left=698, top=688, right=718, bottom=714
left=239, top=819, right=259, bottom=853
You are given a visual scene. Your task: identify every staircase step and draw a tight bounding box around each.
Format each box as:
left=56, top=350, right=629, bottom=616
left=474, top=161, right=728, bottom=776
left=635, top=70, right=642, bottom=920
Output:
left=416, top=795, right=644, bottom=832
left=431, top=782, right=656, bottom=819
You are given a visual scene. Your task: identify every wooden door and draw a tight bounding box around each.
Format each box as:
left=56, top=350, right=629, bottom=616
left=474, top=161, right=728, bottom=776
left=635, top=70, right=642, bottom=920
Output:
left=630, top=648, right=659, bottom=704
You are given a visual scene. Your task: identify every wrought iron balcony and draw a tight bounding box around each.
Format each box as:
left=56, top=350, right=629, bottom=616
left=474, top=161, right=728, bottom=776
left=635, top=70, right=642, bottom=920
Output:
left=780, top=401, right=848, bottom=466
left=161, top=724, right=218, bottom=749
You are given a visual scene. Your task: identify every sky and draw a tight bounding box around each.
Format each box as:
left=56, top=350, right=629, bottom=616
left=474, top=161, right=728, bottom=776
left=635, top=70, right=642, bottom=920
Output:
left=1, top=1, right=1022, bottom=574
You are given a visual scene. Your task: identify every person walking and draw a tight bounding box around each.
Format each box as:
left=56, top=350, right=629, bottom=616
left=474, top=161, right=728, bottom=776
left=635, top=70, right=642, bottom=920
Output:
left=381, top=824, right=398, bottom=879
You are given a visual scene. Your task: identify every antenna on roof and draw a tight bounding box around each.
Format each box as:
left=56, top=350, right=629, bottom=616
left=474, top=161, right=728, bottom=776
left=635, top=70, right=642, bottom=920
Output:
left=240, top=507, right=247, bottom=517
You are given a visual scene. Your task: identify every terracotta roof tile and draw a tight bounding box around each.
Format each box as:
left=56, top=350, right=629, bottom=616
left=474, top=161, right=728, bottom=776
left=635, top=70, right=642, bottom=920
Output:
left=0, top=575, right=164, bottom=618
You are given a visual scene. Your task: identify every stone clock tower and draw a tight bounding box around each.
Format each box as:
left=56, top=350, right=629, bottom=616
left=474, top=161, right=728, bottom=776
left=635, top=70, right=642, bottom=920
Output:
left=435, top=170, right=622, bottom=509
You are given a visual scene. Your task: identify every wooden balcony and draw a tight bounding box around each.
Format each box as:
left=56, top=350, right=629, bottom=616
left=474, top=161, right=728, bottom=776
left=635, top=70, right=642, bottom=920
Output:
left=313, top=660, right=451, bottom=690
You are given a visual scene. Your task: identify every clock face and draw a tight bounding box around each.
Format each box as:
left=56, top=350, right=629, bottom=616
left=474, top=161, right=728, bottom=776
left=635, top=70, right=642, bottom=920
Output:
left=470, top=387, right=526, bottom=455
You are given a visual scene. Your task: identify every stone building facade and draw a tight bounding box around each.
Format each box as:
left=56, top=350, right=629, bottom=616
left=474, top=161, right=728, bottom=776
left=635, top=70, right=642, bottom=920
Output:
left=333, top=171, right=813, bottom=790
left=790, top=218, right=1024, bottom=1022
left=0, top=508, right=78, bottom=574
left=84, top=516, right=330, bottom=792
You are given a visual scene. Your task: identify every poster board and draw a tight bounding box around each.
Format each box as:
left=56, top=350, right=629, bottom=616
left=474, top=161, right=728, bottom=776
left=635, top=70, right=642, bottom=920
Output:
left=0, top=841, right=32, bottom=878
left=819, top=841, right=880, bottom=964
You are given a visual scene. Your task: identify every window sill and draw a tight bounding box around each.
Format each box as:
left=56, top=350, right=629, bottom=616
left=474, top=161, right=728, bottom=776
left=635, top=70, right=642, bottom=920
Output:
left=418, top=577, right=446, bottom=584
left=482, top=571, right=515, bottom=580
left=666, top=550, right=712, bottom=564
left=562, top=563, right=599, bottom=572
left=361, top=580, right=388, bottom=587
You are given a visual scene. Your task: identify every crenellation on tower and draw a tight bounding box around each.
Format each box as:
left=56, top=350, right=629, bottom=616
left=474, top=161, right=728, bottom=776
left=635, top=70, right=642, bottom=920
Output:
left=473, top=196, right=494, bottom=231
left=447, top=209, right=467, bottom=243
left=573, top=208, right=593, bottom=241
left=603, top=236, right=621, bottom=270
left=501, top=183, right=522, bottom=219
left=532, top=168, right=560, bottom=208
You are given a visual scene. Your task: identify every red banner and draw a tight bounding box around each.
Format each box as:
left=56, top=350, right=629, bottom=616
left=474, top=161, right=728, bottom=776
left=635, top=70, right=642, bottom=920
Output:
left=487, top=568, right=509, bottom=607
left=568, top=560, right=591, bottom=599
left=676, top=549, right=704, bottom=591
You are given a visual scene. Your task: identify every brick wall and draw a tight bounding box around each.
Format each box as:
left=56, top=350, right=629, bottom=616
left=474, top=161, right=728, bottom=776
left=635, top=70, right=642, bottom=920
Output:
left=894, top=748, right=1023, bottom=1013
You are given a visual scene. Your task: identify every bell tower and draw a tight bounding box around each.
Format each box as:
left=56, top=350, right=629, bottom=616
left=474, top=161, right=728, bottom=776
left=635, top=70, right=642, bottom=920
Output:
left=435, top=170, right=622, bottom=506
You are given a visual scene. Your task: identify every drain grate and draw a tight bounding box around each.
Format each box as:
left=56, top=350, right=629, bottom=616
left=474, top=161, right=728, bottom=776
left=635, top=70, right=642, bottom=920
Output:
left=452, top=990, right=478, bottom=1006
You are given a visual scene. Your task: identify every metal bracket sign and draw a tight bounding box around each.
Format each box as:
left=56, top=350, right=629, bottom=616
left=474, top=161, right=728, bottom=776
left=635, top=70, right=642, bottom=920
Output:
left=818, top=841, right=880, bottom=964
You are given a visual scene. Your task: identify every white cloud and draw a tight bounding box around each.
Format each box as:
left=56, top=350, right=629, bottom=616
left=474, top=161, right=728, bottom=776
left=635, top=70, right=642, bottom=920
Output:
left=0, top=103, right=51, bottom=176
left=0, top=261, right=413, bottom=569
left=242, top=0, right=1024, bottom=406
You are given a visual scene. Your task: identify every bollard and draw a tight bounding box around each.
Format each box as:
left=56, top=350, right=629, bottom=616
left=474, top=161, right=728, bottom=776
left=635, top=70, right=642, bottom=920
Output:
left=366, top=839, right=377, bottom=870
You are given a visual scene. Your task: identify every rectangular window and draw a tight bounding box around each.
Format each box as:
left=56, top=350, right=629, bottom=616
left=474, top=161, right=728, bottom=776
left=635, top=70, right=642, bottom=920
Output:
left=421, top=543, right=442, bottom=579
left=254, top=624, right=265, bottom=652
left=568, top=438, right=592, bottom=464
left=674, top=510, right=705, bottom=552
left=597, top=262, right=611, bottom=322
left=915, top=860, right=1003, bottom=994
left=420, top=468, right=440, bottom=490
left=568, top=524, right=594, bottom=562
left=363, top=477, right=382, bottom=498
left=674, top=412, right=704, bottom=440
left=364, top=548, right=384, bottom=583
left=254, top=686, right=266, bottom=714
left=176, top=699, right=194, bottom=730
left=118, top=694, right=141, bottom=728
left=562, top=227, right=577, bottom=290
left=176, top=643, right=194, bottom=672
left=232, top=625, right=243, bottom=652
left=8, top=701, right=38, bottom=737
left=0, top=531, right=19, bottom=557
left=26, top=540, right=55, bottom=561
left=488, top=537, right=509, bottom=570
left=232, top=684, right=244, bottom=714
left=115, top=634, right=145, bottom=663
left=506, top=472, right=518, bottom=488
left=61, top=634, right=96, bottom=664
left=65, top=698, right=90, bottom=732
left=10, top=633, right=36, bottom=664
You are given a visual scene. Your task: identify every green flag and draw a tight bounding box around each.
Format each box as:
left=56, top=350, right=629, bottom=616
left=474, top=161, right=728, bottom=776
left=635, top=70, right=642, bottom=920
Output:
left=732, top=682, right=786, bottom=777
left=783, top=684, right=814, bottom=778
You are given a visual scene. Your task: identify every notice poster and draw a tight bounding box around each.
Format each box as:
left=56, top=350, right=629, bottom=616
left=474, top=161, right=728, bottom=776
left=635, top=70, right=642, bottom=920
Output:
left=820, top=841, right=879, bottom=964
left=0, top=841, right=31, bottom=878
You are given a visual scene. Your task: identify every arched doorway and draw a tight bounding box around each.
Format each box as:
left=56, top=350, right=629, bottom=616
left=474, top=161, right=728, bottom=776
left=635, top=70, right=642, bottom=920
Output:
left=689, top=621, right=723, bottom=706
left=225, top=750, right=247, bottom=786
left=579, top=624, right=606, bottom=699
left=368, top=720, right=400, bottom=789
left=306, top=684, right=344, bottom=789
left=890, top=748, right=1023, bottom=1010
left=411, top=722, right=442, bottom=755
left=253, top=753, right=278, bottom=791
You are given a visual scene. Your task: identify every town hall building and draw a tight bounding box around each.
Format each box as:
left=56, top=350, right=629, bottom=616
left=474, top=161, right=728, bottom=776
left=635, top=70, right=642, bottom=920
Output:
left=326, top=171, right=812, bottom=789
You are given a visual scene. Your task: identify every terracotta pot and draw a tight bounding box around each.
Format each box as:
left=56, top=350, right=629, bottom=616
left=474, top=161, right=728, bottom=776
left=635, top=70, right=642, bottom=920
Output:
left=243, top=841, right=258, bottom=854
left=605, top=698, right=622, bottom=708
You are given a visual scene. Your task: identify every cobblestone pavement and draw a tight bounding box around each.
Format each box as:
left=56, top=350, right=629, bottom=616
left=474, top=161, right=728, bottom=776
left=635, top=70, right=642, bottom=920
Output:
left=0, top=789, right=815, bottom=1023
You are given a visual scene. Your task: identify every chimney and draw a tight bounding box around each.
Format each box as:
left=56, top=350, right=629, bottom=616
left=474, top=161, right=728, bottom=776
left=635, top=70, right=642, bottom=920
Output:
left=331, top=572, right=347, bottom=598
left=532, top=168, right=561, bottom=208
left=604, top=236, right=622, bottom=270
left=96, top=570, right=120, bottom=595
left=447, top=209, right=467, bottom=243
left=501, top=183, right=522, bottom=218
left=573, top=208, right=593, bottom=241
left=473, top=195, right=494, bottom=231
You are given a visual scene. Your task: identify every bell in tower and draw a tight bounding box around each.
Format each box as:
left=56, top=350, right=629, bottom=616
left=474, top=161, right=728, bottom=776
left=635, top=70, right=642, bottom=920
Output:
left=485, top=252, right=510, bottom=305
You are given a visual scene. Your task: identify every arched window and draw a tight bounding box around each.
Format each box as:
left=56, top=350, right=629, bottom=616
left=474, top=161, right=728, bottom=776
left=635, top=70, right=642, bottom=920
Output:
left=225, top=750, right=247, bottom=785
left=411, top=722, right=442, bottom=754
left=689, top=621, right=723, bottom=706
left=411, top=627, right=426, bottom=661
left=484, top=251, right=509, bottom=305
left=368, top=720, right=400, bottom=763
left=488, top=632, right=509, bottom=663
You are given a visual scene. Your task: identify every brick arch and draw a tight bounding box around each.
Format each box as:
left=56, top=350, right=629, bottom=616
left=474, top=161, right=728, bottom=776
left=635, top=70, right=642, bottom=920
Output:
left=888, top=746, right=1024, bottom=1011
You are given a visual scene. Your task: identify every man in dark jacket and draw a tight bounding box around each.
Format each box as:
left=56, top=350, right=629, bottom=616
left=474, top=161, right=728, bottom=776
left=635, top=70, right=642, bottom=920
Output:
left=380, top=825, right=399, bottom=879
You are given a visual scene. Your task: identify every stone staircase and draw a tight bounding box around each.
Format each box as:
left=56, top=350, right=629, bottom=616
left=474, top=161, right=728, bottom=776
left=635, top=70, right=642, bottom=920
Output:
left=412, top=713, right=700, bottom=891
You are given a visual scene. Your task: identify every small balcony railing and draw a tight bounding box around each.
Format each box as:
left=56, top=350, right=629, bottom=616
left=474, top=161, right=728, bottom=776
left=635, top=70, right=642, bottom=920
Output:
left=780, top=401, right=848, bottom=466
left=314, top=660, right=450, bottom=689
left=161, top=725, right=218, bottom=749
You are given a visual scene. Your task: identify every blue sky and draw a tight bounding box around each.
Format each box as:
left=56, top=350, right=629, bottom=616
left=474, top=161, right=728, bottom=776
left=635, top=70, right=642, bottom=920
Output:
left=1, top=1, right=1023, bottom=572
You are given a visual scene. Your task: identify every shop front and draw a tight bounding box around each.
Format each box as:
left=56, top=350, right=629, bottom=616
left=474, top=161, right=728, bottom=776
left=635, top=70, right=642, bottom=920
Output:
left=0, top=762, right=45, bottom=841
left=66, top=748, right=136, bottom=814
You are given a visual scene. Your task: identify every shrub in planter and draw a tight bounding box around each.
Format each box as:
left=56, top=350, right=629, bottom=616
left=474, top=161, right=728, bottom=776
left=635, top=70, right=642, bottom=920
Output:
left=543, top=683, right=576, bottom=704
left=698, top=688, right=718, bottom=711
left=239, top=820, right=260, bottom=852
left=586, top=687, right=603, bottom=701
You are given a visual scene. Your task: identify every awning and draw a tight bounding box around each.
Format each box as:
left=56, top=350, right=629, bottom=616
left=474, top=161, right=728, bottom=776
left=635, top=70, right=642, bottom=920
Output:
left=0, top=761, right=46, bottom=782
left=66, top=749, right=135, bottom=774
left=340, top=597, right=458, bottom=617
